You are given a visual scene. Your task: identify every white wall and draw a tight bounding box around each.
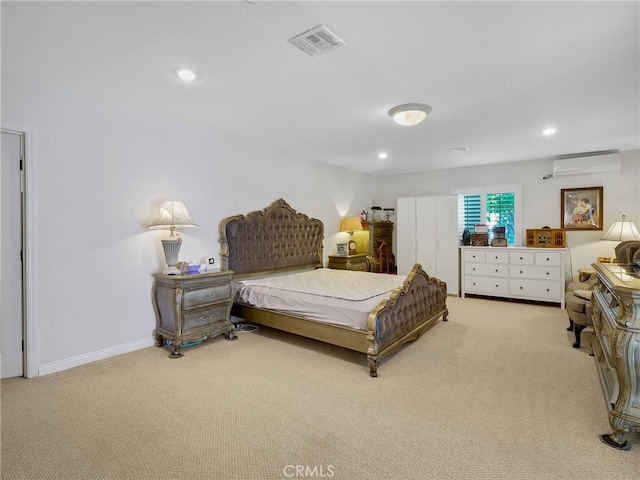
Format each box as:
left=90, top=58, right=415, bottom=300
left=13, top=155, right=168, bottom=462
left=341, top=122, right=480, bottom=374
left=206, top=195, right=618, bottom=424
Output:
left=374, top=150, right=640, bottom=278
left=1, top=73, right=375, bottom=374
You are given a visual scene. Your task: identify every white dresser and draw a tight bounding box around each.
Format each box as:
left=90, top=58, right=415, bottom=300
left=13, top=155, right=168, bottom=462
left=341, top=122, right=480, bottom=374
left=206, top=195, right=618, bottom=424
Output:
left=460, top=246, right=566, bottom=308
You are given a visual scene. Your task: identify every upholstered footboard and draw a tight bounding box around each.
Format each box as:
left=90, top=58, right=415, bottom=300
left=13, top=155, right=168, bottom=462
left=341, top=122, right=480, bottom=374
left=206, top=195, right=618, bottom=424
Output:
left=366, top=264, right=448, bottom=376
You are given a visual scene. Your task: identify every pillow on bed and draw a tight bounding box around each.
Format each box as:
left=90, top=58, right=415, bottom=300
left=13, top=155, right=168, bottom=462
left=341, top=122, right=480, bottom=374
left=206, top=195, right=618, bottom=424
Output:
left=573, top=289, right=593, bottom=300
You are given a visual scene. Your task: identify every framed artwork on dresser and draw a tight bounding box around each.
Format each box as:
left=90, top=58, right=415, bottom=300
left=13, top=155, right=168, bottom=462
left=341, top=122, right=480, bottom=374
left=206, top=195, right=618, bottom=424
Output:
left=561, top=186, right=603, bottom=230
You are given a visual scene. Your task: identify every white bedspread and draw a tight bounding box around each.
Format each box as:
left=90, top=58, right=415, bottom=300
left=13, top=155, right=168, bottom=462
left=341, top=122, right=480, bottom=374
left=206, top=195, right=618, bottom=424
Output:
left=236, top=268, right=406, bottom=330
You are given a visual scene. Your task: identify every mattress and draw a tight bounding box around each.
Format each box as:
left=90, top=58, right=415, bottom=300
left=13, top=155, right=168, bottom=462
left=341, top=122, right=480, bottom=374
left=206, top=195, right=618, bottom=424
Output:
left=235, top=268, right=406, bottom=330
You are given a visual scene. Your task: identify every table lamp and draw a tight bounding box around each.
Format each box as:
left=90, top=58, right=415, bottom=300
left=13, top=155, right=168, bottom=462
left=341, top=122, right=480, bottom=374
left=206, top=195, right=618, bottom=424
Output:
left=601, top=215, right=640, bottom=263
left=340, top=216, right=363, bottom=255
left=148, top=200, right=198, bottom=274
left=601, top=215, right=640, bottom=242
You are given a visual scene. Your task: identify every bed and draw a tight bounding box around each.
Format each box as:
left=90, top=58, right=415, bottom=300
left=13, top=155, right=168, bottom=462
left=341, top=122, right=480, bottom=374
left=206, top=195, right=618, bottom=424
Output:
left=218, top=198, right=448, bottom=376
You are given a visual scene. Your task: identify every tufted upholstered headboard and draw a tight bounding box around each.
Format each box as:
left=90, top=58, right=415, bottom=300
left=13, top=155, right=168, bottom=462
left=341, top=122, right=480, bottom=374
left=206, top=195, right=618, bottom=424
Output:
left=218, top=198, right=324, bottom=277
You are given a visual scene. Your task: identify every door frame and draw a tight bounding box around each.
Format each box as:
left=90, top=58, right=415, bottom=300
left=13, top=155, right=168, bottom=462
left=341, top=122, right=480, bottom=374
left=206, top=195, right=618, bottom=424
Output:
left=2, top=123, right=37, bottom=378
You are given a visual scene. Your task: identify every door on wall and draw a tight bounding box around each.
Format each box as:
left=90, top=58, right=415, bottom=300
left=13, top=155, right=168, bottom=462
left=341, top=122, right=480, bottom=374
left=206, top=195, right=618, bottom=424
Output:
left=1, top=130, right=24, bottom=378
left=396, top=194, right=459, bottom=295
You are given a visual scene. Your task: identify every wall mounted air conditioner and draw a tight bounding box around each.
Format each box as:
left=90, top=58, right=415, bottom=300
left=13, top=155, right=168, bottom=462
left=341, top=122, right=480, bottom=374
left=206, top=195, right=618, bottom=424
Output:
left=552, top=152, right=621, bottom=177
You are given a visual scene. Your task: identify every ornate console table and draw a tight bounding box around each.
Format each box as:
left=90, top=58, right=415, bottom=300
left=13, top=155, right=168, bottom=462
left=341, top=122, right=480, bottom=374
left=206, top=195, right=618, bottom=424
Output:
left=591, top=262, right=640, bottom=450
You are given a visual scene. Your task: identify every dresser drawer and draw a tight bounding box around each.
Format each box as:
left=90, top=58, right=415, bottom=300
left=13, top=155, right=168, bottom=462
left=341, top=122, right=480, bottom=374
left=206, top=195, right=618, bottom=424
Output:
left=509, top=279, right=561, bottom=301
left=509, top=251, right=535, bottom=265
left=464, top=250, right=485, bottom=263
left=509, top=265, right=561, bottom=281
left=464, top=276, right=509, bottom=295
left=485, top=251, right=508, bottom=264
left=182, top=304, right=231, bottom=333
left=373, top=223, right=393, bottom=236
left=535, top=252, right=563, bottom=266
left=466, top=263, right=508, bottom=277
left=183, top=284, right=233, bottom=309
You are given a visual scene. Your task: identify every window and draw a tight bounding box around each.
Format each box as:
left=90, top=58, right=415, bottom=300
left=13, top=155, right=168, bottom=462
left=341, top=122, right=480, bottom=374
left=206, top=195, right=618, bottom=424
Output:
left=452, top=184, right=521, bottom=245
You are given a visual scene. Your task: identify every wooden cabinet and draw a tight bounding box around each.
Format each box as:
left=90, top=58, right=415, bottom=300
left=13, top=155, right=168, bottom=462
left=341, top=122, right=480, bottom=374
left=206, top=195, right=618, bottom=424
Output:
left=152, top=270, right=237, bottom=358
left=396, top=195, right=459, bottom=294
left=327, top=254, right=369, bottom=271
left=591, top=262, right=640, bottom=450
left=354, top=221, right=395, bottom=273
left=460, top=246, right=566, bottom=307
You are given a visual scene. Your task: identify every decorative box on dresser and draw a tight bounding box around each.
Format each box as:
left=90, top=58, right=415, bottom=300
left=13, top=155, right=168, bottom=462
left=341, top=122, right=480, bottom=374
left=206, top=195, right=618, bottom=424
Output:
left=355, top=221, right=395, bottom=273
left=590, top=262, right=640, bottom=450
left=152, top=270, right=237, bottom=358
left=327, top=254, right=369, bottom=271
left=460, top=246, right=567, bottom=307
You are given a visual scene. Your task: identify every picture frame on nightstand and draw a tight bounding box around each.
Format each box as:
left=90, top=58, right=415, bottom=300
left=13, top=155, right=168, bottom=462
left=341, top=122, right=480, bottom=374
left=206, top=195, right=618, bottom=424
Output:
left=336, top=243, right=347, bottom=255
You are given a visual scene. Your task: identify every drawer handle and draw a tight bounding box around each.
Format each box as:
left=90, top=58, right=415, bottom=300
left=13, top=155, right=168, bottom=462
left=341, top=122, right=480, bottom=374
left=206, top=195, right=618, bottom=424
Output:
left=519, top=257, right=523, bottom=260
left=203, top=292, right=217, bottom=299
left=546, top=272, right=550, bottom=276
left=200, top=314, right=215, bottom=321
left=520, top=270, right=523, bottom=274
left=520, top=286, right=523, bottom=290
left=495, top=269, right=499, bottom=272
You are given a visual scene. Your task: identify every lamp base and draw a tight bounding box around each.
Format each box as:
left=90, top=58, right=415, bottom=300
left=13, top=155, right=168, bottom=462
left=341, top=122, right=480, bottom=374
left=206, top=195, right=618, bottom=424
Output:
left=163, top=266, right=182, bottom=275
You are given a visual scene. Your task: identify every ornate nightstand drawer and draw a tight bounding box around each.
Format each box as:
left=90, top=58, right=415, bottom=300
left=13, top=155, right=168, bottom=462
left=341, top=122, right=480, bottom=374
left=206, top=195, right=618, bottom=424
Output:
left=328, top=254, right=369, bottom=271
left=183, top=284, right=234, bottom=309
left=182, top=304, right=232, bottom=333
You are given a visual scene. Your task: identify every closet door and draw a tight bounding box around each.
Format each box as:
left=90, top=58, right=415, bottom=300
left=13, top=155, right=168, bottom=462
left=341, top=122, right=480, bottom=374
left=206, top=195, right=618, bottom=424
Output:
left=396, top=196, right=416, bottom=276
left=435, top=194, right=460, bottom=295
left=415, top=196, right=437, bottom=276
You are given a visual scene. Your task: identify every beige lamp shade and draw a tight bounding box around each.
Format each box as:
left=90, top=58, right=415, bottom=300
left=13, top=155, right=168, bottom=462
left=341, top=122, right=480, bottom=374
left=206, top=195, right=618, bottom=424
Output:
left=148, top=200, right=198, bottom=236
left=340, top=216, right=363, bottom=234
left=601, top=215, right=640, bottom=241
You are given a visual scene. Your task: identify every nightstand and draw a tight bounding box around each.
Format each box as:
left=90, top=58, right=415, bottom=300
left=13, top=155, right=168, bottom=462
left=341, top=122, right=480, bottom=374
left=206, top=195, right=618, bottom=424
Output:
left=327, top=254, right=369, bottom=271
left=152, top=270, right=237, bottom=358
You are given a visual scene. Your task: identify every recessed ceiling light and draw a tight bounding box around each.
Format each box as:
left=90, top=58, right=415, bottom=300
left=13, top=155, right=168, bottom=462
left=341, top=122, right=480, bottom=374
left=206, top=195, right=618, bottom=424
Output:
left=388, top=103, right=432, bottom=126
left=173, top=68, right=199, bottom=81
left=542, top=127, right=557, bottom=136
left=378, top=152, right=388, bottom=159
left=449, top=146, right=470, bottom=152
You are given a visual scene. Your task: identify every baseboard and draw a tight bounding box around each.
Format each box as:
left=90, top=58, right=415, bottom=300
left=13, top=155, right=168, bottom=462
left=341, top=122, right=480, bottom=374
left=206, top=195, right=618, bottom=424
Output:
left=38, top=337, right=156, bottom=377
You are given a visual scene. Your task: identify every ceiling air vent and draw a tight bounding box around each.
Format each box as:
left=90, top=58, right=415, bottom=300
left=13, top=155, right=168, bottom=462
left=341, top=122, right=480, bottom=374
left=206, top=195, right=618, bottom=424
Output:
left=288, top=24, right=346, bottom=57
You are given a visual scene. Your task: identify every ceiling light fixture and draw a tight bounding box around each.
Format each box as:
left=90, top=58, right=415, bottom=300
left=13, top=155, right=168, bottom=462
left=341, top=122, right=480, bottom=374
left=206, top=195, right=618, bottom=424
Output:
left=388, top=103, right=432, bottom=126
left=378, top=152, right=388, bottom=159
left=173, top=68, right=199, bottom=81
left=542, top=127, right=557, bottom=136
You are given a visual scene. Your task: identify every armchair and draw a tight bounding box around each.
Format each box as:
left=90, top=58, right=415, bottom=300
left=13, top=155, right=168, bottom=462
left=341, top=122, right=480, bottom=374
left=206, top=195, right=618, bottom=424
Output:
left=565, top=272, right=598, bottom=348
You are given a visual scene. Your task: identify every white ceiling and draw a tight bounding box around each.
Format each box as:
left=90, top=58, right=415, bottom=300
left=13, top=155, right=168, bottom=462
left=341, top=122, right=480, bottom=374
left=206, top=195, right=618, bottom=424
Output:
left=2, top=1, right=639, bottom=176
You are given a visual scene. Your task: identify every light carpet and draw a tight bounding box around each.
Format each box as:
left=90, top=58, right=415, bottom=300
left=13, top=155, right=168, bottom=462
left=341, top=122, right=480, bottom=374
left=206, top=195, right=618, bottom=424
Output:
left=1, top=296, right=639, bottom=480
